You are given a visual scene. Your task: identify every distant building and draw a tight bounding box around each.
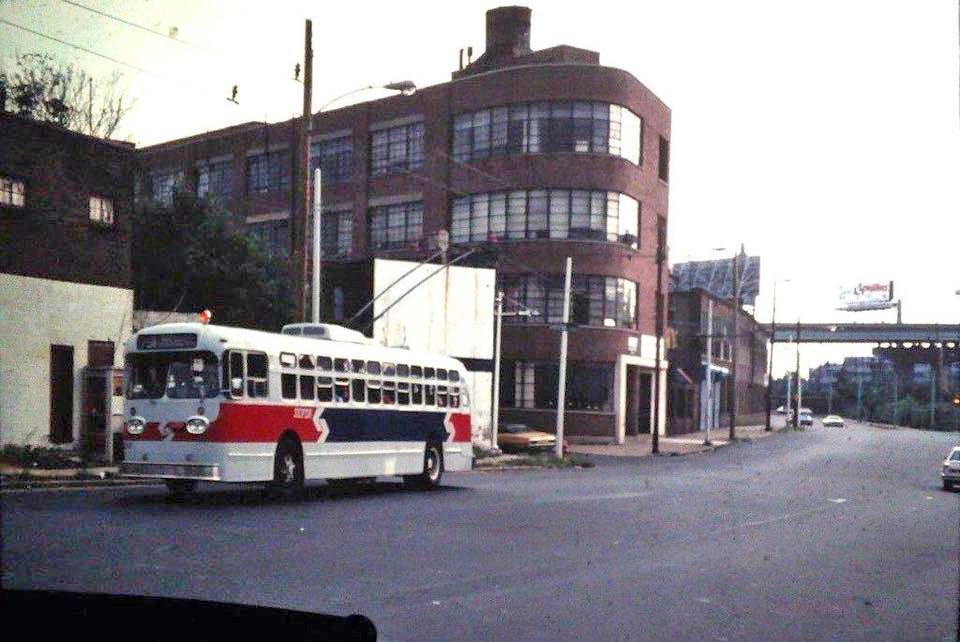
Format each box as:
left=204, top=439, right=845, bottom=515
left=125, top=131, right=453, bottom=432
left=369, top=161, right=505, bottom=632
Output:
left=667, top=288, right=769, bottom=433
left=136, top=6, right=672, bottom=442
left=839, top=356, right=891, bottom=385
left=0, top=112, right=135, bottom=447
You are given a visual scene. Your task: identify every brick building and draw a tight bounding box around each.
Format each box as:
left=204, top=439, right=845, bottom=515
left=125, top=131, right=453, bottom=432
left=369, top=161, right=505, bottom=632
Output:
left=667, top=288, right=769, bottom=433
left=136, top=6, right=672, bottom=442
left=0, top=112, right=135, bottom=446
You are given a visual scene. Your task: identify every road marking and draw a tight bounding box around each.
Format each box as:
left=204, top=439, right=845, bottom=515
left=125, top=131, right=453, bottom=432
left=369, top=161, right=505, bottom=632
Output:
left=828, top=498, right=847, bottom=504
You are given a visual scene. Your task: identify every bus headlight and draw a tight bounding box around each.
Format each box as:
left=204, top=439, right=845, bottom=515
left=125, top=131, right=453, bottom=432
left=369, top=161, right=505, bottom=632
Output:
left=185, top=416, right=209, bottom=435
left=126, top=417, right=146, bottom=435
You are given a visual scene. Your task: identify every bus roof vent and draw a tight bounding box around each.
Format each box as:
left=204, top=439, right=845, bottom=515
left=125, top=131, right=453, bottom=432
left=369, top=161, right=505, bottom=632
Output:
left=280, top=323, right=372, bottom=345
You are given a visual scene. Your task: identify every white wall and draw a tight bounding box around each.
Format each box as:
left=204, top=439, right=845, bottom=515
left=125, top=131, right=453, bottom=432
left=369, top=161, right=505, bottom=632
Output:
left=372, top=259, right=496, bottom=445
left=0, top=273, right=133, bottom=447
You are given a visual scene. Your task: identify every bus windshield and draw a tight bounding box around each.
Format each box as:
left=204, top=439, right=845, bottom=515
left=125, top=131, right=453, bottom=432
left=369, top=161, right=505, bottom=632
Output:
left=126, top=351, right=219, bottom=400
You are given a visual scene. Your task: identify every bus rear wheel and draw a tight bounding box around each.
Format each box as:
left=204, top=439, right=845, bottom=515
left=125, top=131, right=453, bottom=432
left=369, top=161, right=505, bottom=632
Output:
left=272, top=438, right=304, bottom=493
left=404, top=441, right=443, bottom=491
left=165, top=479, right=197, bottom=498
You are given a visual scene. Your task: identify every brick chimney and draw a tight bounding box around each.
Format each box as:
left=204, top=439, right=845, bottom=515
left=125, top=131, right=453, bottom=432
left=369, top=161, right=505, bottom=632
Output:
left=485, top=6, right=532, bottom=59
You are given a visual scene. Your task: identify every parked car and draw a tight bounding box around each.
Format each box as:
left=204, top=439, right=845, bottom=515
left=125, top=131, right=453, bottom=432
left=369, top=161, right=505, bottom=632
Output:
left=941, top=447, right=960, bottom=490
left=798, top=411, right=814, bottom=427
left=498, top=423, right=556, bottom=453
left=822, top=415, right=844, bottom=428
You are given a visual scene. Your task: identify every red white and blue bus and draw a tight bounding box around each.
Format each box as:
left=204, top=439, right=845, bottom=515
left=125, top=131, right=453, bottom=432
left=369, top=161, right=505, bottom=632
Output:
left=121, top=321, right=473, bottom=495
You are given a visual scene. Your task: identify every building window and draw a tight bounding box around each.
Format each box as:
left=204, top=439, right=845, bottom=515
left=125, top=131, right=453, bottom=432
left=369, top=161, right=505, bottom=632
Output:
left=248, top=219, right=290, bottom=256
left=369, top=201, right=423, bottom=250
left=310, top=136, right=353, bottom=184
left=658, top=136, right=670, bottom=182
left=1, top=176, right=26, bottom=207
left=246, top=150, right=290, bottom=194
left=147, top=169, right=184, bottom=206
left=89, top=196, right=114, bottom=225
left=514, top=362, right=535, bottom=408
left=451, top=189, right=639, bottom=248
left=502, top=274, right=637, bottom=329
left=197, top=159, right=233, bottom=201
left=321, top=211, right=353, bottom=257
left=505, top=361, right=613, bottom=411
left=370, top=122, right=424, bottom=176
left=452, top=101, right=642, bottom=165
left=333, top=286, right=345, bottom=322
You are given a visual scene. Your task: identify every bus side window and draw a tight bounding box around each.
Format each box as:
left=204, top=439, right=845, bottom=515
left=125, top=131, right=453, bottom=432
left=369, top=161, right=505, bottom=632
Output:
left=351, top=378, right=366, bottom=403
left=229, top=351, right=245, bottom=397
left=300, top=375, right=315, bottom=400
left=397, top=364, right=409, bottom=377
left=436, top=385, right=447, bottom=407
left=411, top=383, right=422, bottom=405
left=317, top=356, right=332, bottom=371
left=461, top=387, right=470, bottom=409
left=367, top=379, right=381, bottom=404
left=437, top=368, right=447, bottom=381
left=450, top=387, right=460, bottom=408
left=351, top=359, right=365, bottom=374
left=299, top=355, right=315, bottom=369
left=397, top=382, right=409, bottom=406
left=281, top=373, right=297, bottom=399
left=383, top=362, right=396, bottom=377
left=280, top=353, right=296, bottom=368
left=334, top=378, right=349, bottom=402
left=410, top=365, right=422, bottom=379
left=221, top=352, right=231, bottom=395
left=367, top=361, right=381, bottom=375
left=246, top=352, right=268, bottom=398
left=425, top=384, right=436, bottom=406
left=334, top=358, right=349, bottom=373
left=449, top=370, right=460, bottom=383
left=317, top=376, right=333, bottom=402
left=382, top=379, right=395, bottom=405
left=424, top=367, right=435, bottom=380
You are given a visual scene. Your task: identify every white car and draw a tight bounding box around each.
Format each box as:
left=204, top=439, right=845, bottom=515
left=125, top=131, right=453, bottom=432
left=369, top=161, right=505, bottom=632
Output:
left=822, top=415, right=844, bottom=428
left=941, top=447, right=960, bottom=491
left=798, top=411, right=814, bottom=427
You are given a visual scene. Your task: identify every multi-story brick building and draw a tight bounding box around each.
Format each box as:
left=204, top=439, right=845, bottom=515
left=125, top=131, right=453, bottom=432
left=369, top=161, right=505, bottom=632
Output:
left=136, top=6, right=672, bottom=441
left=0, top=112, right=135, bottom=446
left=667, top=288, right=770, bottom=433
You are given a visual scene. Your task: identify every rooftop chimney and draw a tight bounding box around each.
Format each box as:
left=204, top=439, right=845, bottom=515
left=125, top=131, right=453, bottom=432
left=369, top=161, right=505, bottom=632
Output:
left=485, top=6, right=531, bottom=59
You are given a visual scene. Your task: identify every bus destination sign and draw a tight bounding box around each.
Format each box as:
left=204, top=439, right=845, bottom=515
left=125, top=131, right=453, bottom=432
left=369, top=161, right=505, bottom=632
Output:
left=136, top=333, right=198, bottom=350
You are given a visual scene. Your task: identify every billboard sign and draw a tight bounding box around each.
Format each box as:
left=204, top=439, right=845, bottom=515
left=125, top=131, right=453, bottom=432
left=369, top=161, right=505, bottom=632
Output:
left=837, top=281, right=896, bottom=311
left=671, top=256, right=761, bottom=306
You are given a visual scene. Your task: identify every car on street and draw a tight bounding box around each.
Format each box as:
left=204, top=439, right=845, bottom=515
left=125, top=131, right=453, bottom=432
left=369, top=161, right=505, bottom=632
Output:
left=941, top=447, right=960, bottom=490
left=498, top=423, right=556, bottom=453
left=822, top=415, right=845, bottom=428
left=798, top=411, right=814, bottom=427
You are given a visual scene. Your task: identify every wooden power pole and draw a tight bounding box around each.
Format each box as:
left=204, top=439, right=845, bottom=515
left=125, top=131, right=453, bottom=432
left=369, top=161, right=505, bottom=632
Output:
left=292, top=19, right=313, bottom=321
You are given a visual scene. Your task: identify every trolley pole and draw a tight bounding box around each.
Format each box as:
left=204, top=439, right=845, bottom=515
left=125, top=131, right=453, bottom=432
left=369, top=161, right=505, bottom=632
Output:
left=555, top=257, right=572, bottom=459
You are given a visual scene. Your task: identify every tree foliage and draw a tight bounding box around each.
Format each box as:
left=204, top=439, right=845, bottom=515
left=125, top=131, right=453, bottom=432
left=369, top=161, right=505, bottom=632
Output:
left=0, top=53, right=134, bottom=138
left=132, top=197, right=295, bottom=332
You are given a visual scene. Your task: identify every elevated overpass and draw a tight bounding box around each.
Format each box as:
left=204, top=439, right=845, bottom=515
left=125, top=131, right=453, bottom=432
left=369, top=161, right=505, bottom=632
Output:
left=768, top=323, right=960, bottom=345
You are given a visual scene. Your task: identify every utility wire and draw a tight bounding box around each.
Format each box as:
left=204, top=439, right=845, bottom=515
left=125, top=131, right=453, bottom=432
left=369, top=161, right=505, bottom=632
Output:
left=59, top=0, right=209, bottom=51
left=1, top=18, right=149, bottom=73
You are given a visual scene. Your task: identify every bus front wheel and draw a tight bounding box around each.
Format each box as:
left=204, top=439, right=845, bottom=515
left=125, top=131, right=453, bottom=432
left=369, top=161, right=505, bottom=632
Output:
left=404, top=441, right=443, bottom=491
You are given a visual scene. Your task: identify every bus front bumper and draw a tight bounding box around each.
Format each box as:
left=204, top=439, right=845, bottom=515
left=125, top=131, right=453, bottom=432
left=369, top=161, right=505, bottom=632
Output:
left=121, top=462, right=221, bottom=481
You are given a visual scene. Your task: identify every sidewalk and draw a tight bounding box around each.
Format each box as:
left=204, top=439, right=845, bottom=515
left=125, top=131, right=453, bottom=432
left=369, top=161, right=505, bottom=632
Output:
left=566, top=422, right=786, bottom=458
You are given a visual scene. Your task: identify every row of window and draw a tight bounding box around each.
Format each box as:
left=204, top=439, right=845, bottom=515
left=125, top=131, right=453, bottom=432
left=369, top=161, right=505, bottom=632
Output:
left=451, top=189, right=639, bottom=247
left=503, top=361, right=614, bottom=412
left=502, top=274, right=638, bottom=329
left=3, top=175, right=116, bottom=225
left=452, top=101, right=643, bottom=166
left=281, top=373, right=463, bottom=408
left=141, top=105, right=669, bottom=206
left=278, top=352, right=461, bottom=382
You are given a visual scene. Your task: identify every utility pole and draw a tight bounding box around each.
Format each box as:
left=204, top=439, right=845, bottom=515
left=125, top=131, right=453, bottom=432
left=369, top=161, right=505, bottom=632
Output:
left=492, top=291, right=504, bottom=451
left=292, top=19, right=313, bottom=321
left=312, top=168, right=322, bottom=323
left=555, top=257, right=572, bottom=459
left=793, top=320, right=801, bottom=428
left=785, top=367, right=792, bottom=430
left=704, top=298, right=713, bottom=445
left=652, top=218, right=667, bottom=452
left=765, top=280, right=777, bottom=431
left=728, top=245, right=743, bottom=440
left=856, top=374, right=863, bottom=420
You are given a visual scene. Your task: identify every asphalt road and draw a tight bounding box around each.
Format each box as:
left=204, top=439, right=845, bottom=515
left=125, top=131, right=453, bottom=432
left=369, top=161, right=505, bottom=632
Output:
left=3, top=420, right=959, bottom=641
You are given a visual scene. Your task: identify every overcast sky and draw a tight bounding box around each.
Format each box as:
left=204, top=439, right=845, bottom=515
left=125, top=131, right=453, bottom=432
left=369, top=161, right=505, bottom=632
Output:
left=3, top=0, right=958, bottom=376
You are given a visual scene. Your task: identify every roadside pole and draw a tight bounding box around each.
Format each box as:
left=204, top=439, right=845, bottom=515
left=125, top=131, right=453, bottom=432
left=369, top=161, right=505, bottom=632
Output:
left=785, top=368, right=792, bottom=430
left=765, top=280, right=777, bottom=431
left=555, top=257, right=572, bottom=459
left=704, top=298, right=713, bottom=446
left=312, top=168, right=322, bottom=323
left=491, top=291, right=504, bottom=451
left=652, top=218, right=666, bottom=453
left=793, top=320, right=801, bottom=428
left=729, top=246, right=743, bottom=441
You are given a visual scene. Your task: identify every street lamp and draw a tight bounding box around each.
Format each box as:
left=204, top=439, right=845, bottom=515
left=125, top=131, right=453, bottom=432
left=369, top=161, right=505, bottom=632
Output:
left=307, top=80, right=417, bottom=323
left=765, top=278, right=791, bottom=431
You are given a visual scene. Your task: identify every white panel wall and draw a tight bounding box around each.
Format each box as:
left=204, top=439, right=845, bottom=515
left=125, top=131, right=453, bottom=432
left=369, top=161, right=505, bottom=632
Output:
left=372, top=260, right=496, bottom=445
left=0, top=273, right=133, bottom=446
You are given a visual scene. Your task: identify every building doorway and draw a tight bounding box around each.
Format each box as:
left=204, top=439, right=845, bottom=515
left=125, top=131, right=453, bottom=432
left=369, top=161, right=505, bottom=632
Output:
left=49, top=344, right=74, bottom=444
left=625, top=366, right=639, bottom=435
left=638, top=372, right=652, bottom=435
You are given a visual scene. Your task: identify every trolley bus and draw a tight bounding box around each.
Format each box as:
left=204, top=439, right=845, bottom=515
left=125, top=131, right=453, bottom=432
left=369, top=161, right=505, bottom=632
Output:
left=120, top=320, right=472, bottom=495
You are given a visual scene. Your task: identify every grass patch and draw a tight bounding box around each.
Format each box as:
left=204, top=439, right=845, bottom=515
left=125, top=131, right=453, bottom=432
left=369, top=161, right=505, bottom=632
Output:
left=1, top=444, right=81, bottom=470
